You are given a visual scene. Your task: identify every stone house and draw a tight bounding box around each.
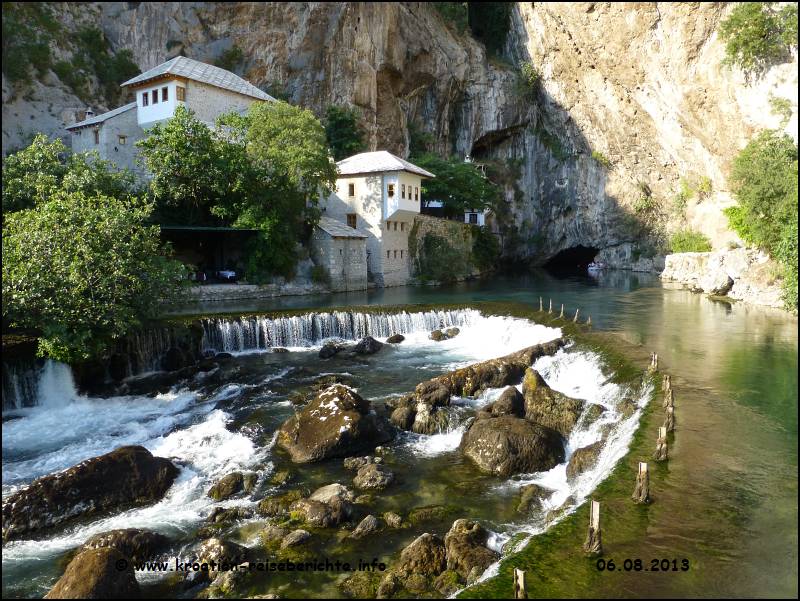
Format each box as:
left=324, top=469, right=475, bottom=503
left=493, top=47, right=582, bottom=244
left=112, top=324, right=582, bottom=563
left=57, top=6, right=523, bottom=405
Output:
left=66, top=56, right=274, bottom=177
left=310, top=216, right=368, bottom=291
left=321, top=151, right=434, bottom=287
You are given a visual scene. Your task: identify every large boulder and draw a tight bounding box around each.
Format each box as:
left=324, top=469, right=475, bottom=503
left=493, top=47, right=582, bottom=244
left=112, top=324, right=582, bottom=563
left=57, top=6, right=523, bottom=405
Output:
left=308, top=483, right=355, bottom=504
left=2, top=446, right=179, bottom=542
left=290, top=495, right=353, bottom=527
left=396, top=533, right=447, bottom=578
left=208, top=471, right=256, bottom=501
left=461, top=416, right=565, bottom=477
left=45, top=547, right=140, bottom=599
left=443, top=519, right=499, bottom=580
left=319, top=342, right=344, bottom=359
left=522, top=369, right=585, bottom=437
left=566, top=441, right=604, bottom=480
left=276, top=385, right=394, bottom=463
left=353, top=336, right=383, bottom=355
left=80, top=529, right=168, bottom=564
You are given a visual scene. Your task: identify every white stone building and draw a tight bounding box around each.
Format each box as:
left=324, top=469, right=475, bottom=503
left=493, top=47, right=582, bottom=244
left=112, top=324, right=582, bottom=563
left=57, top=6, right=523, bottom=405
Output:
left=321, top=151, right=434, bottom=287
left=66, top=56, right=274, bottom=176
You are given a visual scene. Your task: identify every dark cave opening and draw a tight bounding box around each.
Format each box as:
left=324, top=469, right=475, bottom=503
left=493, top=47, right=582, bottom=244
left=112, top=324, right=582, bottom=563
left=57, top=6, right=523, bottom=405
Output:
left=544, top=245, right=599, bottom=272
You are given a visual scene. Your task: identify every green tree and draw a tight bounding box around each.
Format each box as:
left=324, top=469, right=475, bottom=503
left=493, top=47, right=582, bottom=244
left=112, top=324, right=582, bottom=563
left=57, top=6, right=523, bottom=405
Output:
left=411, top=153, right=501, bottom=217
left=2, top=191, right=186, bottom=362
left=724, top=130, right=798, bottom=307
left=718, top=2, right=798, bottom=77
left=136, top=105, right=230, bottom=224
left=324, top=105, right=367, bottom=161
left=2, top=134, right=136, bottom=214
left=245, top=100, right=338, bottom=201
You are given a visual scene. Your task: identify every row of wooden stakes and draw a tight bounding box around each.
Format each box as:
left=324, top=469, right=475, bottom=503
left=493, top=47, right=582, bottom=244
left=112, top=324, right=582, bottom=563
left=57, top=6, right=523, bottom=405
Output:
left=513, top=354, right=675, bottom=598
left=538, top=297, right=592, bottom=326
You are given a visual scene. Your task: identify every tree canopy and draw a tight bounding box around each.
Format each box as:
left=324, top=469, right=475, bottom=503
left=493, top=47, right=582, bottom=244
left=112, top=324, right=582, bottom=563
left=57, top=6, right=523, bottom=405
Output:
left=324, top=105, right=367, bottom=161
left=2, top=191, right=186, bottom=362
left=411, top=153, right=501, bottom=217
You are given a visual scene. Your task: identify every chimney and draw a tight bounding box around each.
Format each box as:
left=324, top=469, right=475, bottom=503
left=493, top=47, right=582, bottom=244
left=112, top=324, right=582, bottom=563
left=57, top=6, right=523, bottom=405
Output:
left=85, top=107, right=95, bottom=119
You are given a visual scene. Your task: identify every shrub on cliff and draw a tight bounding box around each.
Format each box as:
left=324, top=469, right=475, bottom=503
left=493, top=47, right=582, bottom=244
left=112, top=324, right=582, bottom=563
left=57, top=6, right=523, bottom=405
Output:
left=668, top=229, right=712, bottom=253
left=718, top=2, right=797, bottom=77
left=725, top=130, right=798, bottom=307
left=2, top=191, right=187, bottom=362
left=411, top=153, right=501, bottom=217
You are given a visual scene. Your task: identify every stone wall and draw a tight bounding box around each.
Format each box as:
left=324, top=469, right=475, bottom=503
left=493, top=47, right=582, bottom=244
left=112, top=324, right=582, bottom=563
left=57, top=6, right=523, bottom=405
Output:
left=409, top=214, right=480, bottom=282
left=310, top=229, right=368, bottom=292
left=70, top=105, right=145, bottom=178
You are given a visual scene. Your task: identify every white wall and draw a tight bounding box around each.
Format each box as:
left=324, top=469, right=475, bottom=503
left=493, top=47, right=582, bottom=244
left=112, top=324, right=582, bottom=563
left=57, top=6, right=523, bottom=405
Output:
left=135, top=80, right=182, bottom=126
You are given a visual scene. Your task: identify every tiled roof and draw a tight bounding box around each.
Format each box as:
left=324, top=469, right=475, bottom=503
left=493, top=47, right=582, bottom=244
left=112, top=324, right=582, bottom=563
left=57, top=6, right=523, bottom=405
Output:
left=316, top=216, right=368, bottom=238
left=65, top=102, right=137, bottom=130
left=336, top=151, right=435, bottom=178
left=121, top=56, right=274, bottom=102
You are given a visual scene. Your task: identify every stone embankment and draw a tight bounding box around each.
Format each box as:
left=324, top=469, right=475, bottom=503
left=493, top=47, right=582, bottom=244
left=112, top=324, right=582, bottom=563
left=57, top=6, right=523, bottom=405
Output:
left=660, top=248, right=784, bottom=309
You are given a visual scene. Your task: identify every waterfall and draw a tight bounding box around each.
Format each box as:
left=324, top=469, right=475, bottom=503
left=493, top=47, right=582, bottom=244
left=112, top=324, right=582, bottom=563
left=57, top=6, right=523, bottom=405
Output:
left=201, top=308, right=480, bottom=353
left=2, top=360, right=78, bottom=411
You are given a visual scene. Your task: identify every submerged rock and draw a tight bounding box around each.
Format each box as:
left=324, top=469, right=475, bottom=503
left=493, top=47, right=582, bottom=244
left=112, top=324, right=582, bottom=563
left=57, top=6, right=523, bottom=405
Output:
left=276, top=384, right=394, bottom=463
left=342, top=455, right=380, bottom=471
left=290, top=494, right=353, bottom=528
left=350, top=514, right=382, bottom=538
left=566, top=441, right=604, bottom=480
left=353, top=336, right=383, bottom=355
left=516, top=484, right=550, bottom=514
left=2, top=445, right=179, bottom=542
left=353, top=463, right=395, bottom=490
left=522, top=368, right=585, bottom=437
left=386, top=334, right=405, bottom=344
left=208, top=471, right=256, bottom=501
left=309, top=483, right=355, bottom=503
left=45, top=547, right=140, bottom=599
left=443, top=519, right=499, bottom=580
left=80, top=529, right=168, bottom=564
left=383, top=511, right=403, bottom=528
left=406, top=504, right=459, bottom=525
left=461, top=416, right=565, bottom=477
left=281, top=529, right=311, bottom=548
left=319, top=342, right=345, bottom=359
left=257, top=490, right=304, bottom=518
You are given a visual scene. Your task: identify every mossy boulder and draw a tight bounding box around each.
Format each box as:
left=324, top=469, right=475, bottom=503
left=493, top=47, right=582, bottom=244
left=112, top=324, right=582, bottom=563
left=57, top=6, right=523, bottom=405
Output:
left=565, top=441, right=604, bottom=480
left=45, top=547, right=139, bottom=599
left=522, top=368, right=585, bottom=437
left=406, top=504, right=459, bottom=525
left=2, top=446, right=179, bottom=542
left=481, top=386, right=524, bottom=418
left=461, top=416, right=565, bottom=477
left=80, top=528, right=168, bottom=564
left=443, top=519, right=498, bottom=580
left=276, top=385, right=394, bottom=463
left=257, top=490, right=304, bottom=518
left=353, top=463, right=395, bottom=490
left=516, top=484, right=550, bottom=514
left=208, top=471, right=255, bottom=501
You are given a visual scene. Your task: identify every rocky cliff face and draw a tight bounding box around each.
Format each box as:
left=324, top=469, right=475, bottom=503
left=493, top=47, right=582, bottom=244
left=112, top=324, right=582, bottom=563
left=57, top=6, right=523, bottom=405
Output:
left=3, top=2, right=797, bottom=265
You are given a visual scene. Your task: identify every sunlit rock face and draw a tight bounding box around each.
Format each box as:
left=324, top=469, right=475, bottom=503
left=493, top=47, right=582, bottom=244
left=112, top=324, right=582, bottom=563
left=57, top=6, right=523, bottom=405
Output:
left=4, top=3, right=796, bottom=263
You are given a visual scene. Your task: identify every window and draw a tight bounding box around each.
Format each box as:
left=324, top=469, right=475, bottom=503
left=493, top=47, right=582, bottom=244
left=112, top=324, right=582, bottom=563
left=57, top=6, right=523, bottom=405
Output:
left=142, top=92, right=149, bottom=106
left=339, top=249, right=343, bottom=255
left=118, top=135, right=127, bottom=145
left=388, top=184, right=395, bottom=198
left=386, top=221, right=391, bottom=229
left=152, top=89, right=158, bottom=104
left=468, top=213, right=478, bottom=224
left=347, top=213, right=357, bottom=229
left=400, top=250, right=404, bottom=258
left=386, top=250, right=390, bottom=259
left=401, top=184, right=406, bottom=199
left=176, top=86, right=186, bottom=101
left=162, top=87, right=168, bottom=102
left=93, top=129, right=99, bottom=144
left=394, top=250, right=397, bottom=258
left=348, top=182, right=355, bottom=197
left=400, top=222, right=405, bottom=232
left=415, top=187, right=419, bottom=201
left=394, top=222, right=398, bottom=231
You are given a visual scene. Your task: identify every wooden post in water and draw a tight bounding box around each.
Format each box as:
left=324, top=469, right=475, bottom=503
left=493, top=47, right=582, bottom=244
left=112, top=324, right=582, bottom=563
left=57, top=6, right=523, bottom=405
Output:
left=539, top=297, right=543, bottom=312
left=663, top=388, right=674, bottom=408
left=573, top=308, right=580, bottom=322
left=559, top=304, right=564, bottom=318
left=653, top=427, right=668, bottom=462
left=662, top=374, right=671, bottom=392
left=632, top=462, right=650, bottom=504
left=583, top=500, right=602, bottom=555
left=548, top=299, right=553, bottom=314
left=513, top=568, right=527, bottom=599
left=664, top=405, right=675, bottom=432
left=586, top=315, right=592, bottom=326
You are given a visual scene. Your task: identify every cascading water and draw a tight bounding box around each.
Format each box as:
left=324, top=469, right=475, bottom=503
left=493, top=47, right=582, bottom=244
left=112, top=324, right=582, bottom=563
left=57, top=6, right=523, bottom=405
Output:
left=200, top=308, right=480, bottom=353
left=2, top=360, right=78, bottom=411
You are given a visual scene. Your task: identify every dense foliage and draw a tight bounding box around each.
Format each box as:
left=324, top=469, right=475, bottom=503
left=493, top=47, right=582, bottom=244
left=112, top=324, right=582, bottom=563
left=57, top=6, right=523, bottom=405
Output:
left=471, top=225, right=501, bottom=271
left=324, top=105, right=367, bottom=161
left=411, top=153, right=501, bottom=217
left=718, top=2, right=797, bottom=77
left=2, top=191, right=186, bottom=362
left=2, top=2, right=58, bottom=86
left=668, top=229, right=713, bottom=253
left=214, top=45, right=244, bottom=72
left=725, top=130, right=798, bottom=307
left=415, top=233, right=469, bottom=283
left=2, top=134, right=136, bottom=214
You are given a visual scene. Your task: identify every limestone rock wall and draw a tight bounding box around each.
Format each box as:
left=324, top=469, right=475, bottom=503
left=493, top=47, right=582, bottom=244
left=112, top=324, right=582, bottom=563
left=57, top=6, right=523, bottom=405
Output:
left=3, top=2, right=797, bottom=268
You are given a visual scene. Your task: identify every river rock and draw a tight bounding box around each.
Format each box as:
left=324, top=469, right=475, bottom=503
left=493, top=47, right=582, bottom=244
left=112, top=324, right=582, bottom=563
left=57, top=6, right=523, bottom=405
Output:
left=319, top=342, right=344, bottom=359
left=353, top=463, right=395, bottom=490
left=583, top=403, right=606, bottom=426
left=353, top=336, right=383, bottom=355
left=343, top=455, right=379, bottom=471
left=2, top=445, right=179, bottom=542
left=396, top=533, right=447, bottom=578
left=281, top=529, right=311, bottom=548
left=80, top=529, right=168, bottom=564
left=443, top=519, right=499, bottom=580
left=522, top=368, right=585, bottom=436
left=208, top=471, right=254, bottom=501
left=207, top=507, right=254, bottom=524
left=272, top=347, right=289, bottom=353
left=481, top=386, right=524, bottom=418
left=386, top=334, right=405, bottom=344
left=566, top=441, right=604, bottom=480
left=516, top=484, right=550, bottom=514
left=45, top=547, right=140, bottom=599
left=163, top=346, right=189, bottom=371
left=276, top=385, right=394, bottom=463
left=351, top=514, right=382, bottom=538
left=429, top=329, right=447, bottom=341
left=445, top=327, right=460, bottom=338
left=383, top=511, right=403, bottom=528
left=257, top=490, right=303, bottom=518
left=309, top=483, right=355, bottom=503
left=290, top=495, right=352, bottom=527
left=461, top=416, right=565, bottom=477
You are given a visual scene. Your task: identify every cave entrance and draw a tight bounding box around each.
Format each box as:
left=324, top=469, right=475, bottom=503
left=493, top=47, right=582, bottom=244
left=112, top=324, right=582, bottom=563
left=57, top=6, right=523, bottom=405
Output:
left=544, top=245, right=599, bottom=272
